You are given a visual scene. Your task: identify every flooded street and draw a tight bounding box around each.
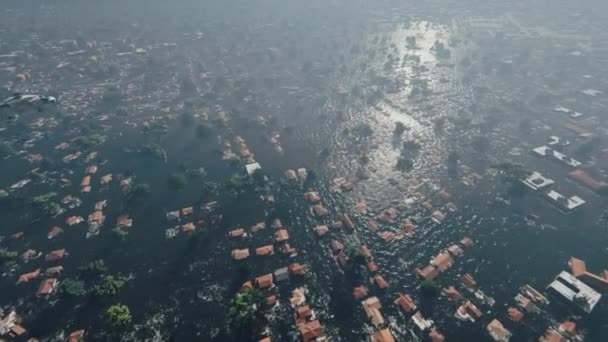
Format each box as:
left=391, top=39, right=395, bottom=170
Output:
left=1, top=1, right=608, bottom=341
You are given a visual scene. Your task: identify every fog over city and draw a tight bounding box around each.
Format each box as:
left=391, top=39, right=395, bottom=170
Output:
left=1, top=1, right=608, bottom=341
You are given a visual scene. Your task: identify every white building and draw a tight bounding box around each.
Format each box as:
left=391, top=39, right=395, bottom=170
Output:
left=545, top=190, right=585, bottom=212
left=533, top=145, right=581, bottom=168
left=522, top=171, right=555, bottom=191
left=546, top=271, right=601, bottom=314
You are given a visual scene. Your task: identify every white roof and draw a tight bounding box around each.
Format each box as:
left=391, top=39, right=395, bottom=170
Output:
left=411, top=312, right=433, bottom=331
left=547, top=271, right=601, bottom=313
left=522, top=171, right=555, bottom=191
left=533, top=145, right=581, bottom=167
left=545, top=190, right=585, bottom=210
left=245, top=162, right=261, bottom=176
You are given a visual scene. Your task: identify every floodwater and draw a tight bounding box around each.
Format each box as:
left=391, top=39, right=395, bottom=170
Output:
left=2, top=1, right=608, bottom=341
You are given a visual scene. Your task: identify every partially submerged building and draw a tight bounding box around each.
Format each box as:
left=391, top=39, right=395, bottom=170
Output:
left=546, top=271, right=601, bottom=313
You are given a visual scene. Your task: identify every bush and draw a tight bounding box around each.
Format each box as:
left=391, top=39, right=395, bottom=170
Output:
left=93, top=275, right=126, bottom=297
left=78, top=259, right=107, bottom=276
left=59, top=279, right=87, bottom=296
left=167, top=173, right=187, bottom=191
left=105, top=304, right=132, bottom=327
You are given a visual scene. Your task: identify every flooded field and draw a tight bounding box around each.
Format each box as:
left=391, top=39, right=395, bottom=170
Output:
left=1, top=1, right=608, bottom=341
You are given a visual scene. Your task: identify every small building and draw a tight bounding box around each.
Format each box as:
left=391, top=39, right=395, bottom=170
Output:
left=353, top=285, right=368, bottom=300
left=45, top=266, right=64, bottom=277
left=231, top=249, right=250, bottom=261
left=181, top=207, right=194, bottom=216
left=533, top=145, right=581, bottom=168
left=330, top=240, right=343, bottom=253
left=460, top=237, right=475, bottom=247
left=545, top=190, right=585, bottom=212
left=341, top=214, right=355, bottom=230
left=256, top=245, right=274, bottom=256
left=507, top=307, right=524, bottom=322
left=522, top=171, right=555, bottom=191
left=275, top=229, right=289, bottom=242
left=371, top=329, right=395, bottom=342
left=442, top=286, right=462, bottom=301
left=461, top=273, right=477, bottom=288
left=45, top=249, right=66, bottom=262
left=448, top=244, right=464, bottom=256
left=17, top=269, right=41, bottom=284
left=411, top=312, right=433, bottom=331
left=312, top=204, right=329, bottom=217
left=314, top=225, right=329, bottom=237
left=394, top=294, right=416, bottom=312
left=181, top=222, right=196, bottom=232
left=429, top=328, right=445, bottom=342
left=486, top=319, right=511, bottom=342
left=251, top=222, right=266, bottom=233
left=304, top=192, right=321, bottom=203
left=36, top=278, right=58, bottom=297
left=455, top=301, right=482, bottom=322
left=568, top=169, right=606, bottom=191
left=431, top=210, right=446, bottom=224
left=66, top=216, right=84, bottom=226
left=294, top=305, right=314, bottom=325
left=417, top=265, right=439, bottom=280
left=373, top=275, right=389, bottom=289
left=229, top=228, right=244, bottom=237
left=298, top=320, right=324, bottom=342
left=255, top=274, right=274, bottom=289
left=362, top=296, right=384, bottom=326
left=274, top=267, right=289, bottom=282
left=289, top=263, right=306, bottom=275
left=569, top=256, right=608, bottom=292
left=47, top=226, right=63, bottom=239
left=68, top=329, right=85, bottom=342
left=431, top=251, right=453, bottom=272
left=285, top=169, right=298, bottom=180
left=166, top=210, right=180, bottom=221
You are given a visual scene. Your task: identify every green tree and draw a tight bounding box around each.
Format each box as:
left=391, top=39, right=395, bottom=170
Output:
left=111, top=227, right=129, bottom=241
left=129, top=183, right=151, bottom=200
left=167, top=173, right=187, bottom=191
left=420, top=280, right=439, bottom=298
left=105, top=304, right=132, bottom=327
left=93, top=275, right=126, bottom=297
left=59, top=278, right=87, bottom=296
left=0, top=248, right=18, bottom=262
left=78, top=259, right=107, bottom=277
left=228, top=287, right=267, bottom=337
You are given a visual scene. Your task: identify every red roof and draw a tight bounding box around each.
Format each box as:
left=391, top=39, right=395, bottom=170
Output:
left=36, top=278, right=58, bottom=296
left=69, top=329, right=86, bottom=342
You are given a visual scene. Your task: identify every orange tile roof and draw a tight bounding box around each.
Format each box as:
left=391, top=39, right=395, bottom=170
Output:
left=255, top=245, right=274, bottom=256
left=289, top=263, right=306, bottom=275
left=36, top=278, right=58, bottom=296
left=275, top=229, right=289, bottom=242
left=371, top=328, right=395, bottom=342
left=69, top=329, right=85, bottom=342
left=507, top=307, right=524, bottom=322
left=298, top=320, right=324, bottom=342
left=17, top=268, right=41, bottom=284
left=256, top=274, right=274, bottom=289
left=45, top=249, right=66, bottom=262
left=48, top=226, right=63, bottom=239
left=231, top=249, right=250, bottom=260
left=417, top=265, right=439, bottom=280
left=229, top=228, right=244, bottom=237
left=394, top=294, right=416, bottom=312
left=429, top=329, right=445, bottom=342
left=353, top=285, right=368, bottom=300
left=374, top=275, right=389, bottom=289
left=461, top=273, right=477, bottom=288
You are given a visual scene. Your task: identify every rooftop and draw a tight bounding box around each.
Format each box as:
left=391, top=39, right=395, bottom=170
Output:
left=546, top=271, right=601, bottom=313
